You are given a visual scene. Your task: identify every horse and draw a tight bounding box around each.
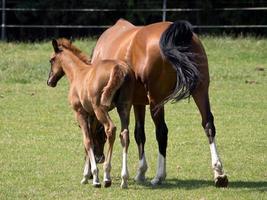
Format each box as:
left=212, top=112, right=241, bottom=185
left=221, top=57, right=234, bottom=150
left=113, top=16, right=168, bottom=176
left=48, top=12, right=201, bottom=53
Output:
left=91, top=19, right=228, bottom=187
left=47, top=38, right=135, bottom=188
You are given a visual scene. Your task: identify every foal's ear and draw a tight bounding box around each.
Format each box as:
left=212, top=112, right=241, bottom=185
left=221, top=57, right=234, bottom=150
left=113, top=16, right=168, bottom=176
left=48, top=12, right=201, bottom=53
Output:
left=69, top=36, right=74, bottom=44
left=52, top=39, right=62, bottom=53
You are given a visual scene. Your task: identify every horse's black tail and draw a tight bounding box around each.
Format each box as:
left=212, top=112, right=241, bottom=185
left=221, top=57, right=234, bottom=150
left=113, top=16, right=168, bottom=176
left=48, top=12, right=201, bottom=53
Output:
left=159, top=20, right=199, bottom=105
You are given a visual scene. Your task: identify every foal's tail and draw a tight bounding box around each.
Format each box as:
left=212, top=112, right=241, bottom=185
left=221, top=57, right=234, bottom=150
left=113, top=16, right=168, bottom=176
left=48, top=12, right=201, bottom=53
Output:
left=159, top=20, right=199, bottom=104
left=101, top=61, right=130, bottom=107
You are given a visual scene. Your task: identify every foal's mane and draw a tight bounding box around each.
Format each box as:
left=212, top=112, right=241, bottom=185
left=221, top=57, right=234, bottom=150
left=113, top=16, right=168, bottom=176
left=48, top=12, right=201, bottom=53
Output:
left=56, top=38, right=91, bottom=65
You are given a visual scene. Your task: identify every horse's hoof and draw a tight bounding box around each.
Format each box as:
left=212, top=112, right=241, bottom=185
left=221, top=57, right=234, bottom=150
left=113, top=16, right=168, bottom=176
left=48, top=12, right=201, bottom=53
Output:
left=80, top=178, right=89, bottom=185
left=215, top=174, right=228, bottom=187
left=134, top=174, right=146, bottom=183
left=104, top=180, right=112, bottom=188
left=92, top=182, right=101, bottom=188
left=120, top=182, right=128, bottom=189
left=151, top=178, right=162, bottom=186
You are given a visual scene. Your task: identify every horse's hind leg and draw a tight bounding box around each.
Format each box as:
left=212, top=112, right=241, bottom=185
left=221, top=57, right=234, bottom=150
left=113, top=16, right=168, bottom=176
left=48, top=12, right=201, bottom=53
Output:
left=133, top=105, right=148, bottom=182
left=150, top=105, right=168, bottom=186
left=192, top=85, right=228, bottom=187
left=116, top=103, right=132, bottom=189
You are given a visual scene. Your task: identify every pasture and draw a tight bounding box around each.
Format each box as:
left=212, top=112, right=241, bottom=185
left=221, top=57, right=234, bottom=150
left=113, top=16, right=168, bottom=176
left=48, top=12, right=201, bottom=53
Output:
left=0, top=36, right=266, bottom=199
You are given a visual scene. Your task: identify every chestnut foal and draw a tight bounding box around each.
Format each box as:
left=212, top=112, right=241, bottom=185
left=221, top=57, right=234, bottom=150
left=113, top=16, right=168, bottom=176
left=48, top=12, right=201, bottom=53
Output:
left=47, top=39, right=134, bottom=188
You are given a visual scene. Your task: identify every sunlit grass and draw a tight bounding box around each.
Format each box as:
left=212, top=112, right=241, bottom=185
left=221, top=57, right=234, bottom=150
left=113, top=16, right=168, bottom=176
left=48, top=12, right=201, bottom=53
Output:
left=0, top=36, right=266, bottom=199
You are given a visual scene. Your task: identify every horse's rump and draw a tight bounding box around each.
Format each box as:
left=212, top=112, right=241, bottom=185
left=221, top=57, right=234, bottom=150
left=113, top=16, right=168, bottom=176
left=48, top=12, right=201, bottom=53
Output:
left=158, top=20, right=199, bottom=105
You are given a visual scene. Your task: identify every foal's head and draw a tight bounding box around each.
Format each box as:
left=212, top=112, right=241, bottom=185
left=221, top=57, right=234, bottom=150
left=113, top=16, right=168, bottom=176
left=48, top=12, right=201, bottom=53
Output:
left=47, top=39, right=65, bottom=87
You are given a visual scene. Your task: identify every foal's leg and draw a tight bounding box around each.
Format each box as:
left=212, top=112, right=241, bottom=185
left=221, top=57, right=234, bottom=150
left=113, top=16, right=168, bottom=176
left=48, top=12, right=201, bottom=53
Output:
left=93, top=106, right=116, bottom=188
left=192, top=86, right=228, bottom=187
left=80, top=148, right=92, bottom=184
left=133, top=105, right=148, bottom=182
left=150, top=105, right=168, bottom=186
left=116, top=103, right=131, bottom=189
left=76, top=111, right=100, bottom=187
left=81, top=117, right=97, bottom=183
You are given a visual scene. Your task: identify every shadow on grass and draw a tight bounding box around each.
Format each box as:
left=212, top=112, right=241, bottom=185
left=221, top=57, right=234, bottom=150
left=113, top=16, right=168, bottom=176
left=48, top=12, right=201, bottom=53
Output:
left=136, top=179, right=267, bottom=191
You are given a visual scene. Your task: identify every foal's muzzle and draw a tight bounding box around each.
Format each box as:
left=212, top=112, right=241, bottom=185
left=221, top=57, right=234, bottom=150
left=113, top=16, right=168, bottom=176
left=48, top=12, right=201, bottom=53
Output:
left=47, top=76, right=57, bottom=87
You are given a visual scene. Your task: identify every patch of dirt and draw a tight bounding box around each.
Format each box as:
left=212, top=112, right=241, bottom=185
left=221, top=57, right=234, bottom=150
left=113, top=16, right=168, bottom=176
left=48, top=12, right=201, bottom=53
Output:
left=245, top=80, right=258, bottom=84
left=255, top=67, right=265, bottom=71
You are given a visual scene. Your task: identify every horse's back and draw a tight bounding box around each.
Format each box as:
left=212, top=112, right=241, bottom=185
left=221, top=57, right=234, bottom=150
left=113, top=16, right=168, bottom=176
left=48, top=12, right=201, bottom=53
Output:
left=92, top=19, right=140, bottom=63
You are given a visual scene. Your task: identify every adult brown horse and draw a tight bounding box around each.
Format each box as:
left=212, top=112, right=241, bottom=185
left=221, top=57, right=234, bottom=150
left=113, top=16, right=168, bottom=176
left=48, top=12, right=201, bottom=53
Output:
left=47, top=39, right=135, bottom=188
left=91, top=19, right=228, bottom=187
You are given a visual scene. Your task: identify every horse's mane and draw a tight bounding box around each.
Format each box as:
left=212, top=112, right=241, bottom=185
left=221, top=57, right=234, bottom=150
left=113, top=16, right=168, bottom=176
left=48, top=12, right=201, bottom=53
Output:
left=56, top=38, right=91, bottom=65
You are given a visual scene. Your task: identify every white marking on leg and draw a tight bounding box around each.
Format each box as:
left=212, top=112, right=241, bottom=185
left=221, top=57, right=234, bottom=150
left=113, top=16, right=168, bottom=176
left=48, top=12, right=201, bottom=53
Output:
left=121, top=151, right=129, bottom=189
left=209, top=139, right=224, bottom=176
left=88, top=148, right=97, bottom=174
left=81, top=156, right=91, bottom=184
left=121, top=152, right=128, bottom=178
left=88, top=148, right=100, bottom=186
left=209, top=139, right=228, bottom=187
left=135, top=153, right=148, bottom=182
left=139, top=153, right=148, bottom=173
left=151, top=152, right=166, bottom=186
left=83, top=161, right=90, bottom=177
left=210, top=141, right=219, bottom=166
left=103, top=162, right=111, bottom=182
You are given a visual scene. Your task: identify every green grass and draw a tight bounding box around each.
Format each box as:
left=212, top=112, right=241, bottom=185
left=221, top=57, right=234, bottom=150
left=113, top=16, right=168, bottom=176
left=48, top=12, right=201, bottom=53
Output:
left=0, top=36, right=266, bottom=199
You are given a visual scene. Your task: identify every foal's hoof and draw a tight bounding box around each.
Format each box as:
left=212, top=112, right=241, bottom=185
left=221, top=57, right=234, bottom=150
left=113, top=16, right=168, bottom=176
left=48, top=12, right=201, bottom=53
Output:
left=104, top=180, right=112, bottom=188
left=92, top=182, right=101, bottom=188
left=134, top=174, right=146, bottom=183
left=81, top=178, right=89, bottom=185
left=151, top=178, right=163, bottom=186
left=80, top=175, right=93, bottom=184
left=215, top=174, right=228, bottom=187
left=120, top=182, right=128, bottom=189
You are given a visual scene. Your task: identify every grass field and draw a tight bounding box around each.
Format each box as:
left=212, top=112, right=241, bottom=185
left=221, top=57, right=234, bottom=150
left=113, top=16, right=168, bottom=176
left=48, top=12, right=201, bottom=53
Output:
left=0, top=36, right=266, bottom=199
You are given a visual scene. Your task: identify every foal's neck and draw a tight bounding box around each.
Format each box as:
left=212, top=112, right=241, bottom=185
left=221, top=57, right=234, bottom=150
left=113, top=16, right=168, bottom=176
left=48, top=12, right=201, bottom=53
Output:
left=60, top=51, right=90, bottom=84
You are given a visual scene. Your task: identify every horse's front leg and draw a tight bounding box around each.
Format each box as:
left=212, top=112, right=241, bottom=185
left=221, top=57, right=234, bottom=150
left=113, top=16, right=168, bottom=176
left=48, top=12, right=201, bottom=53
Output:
left=93, top=105, right=116, bottom=188
left=116, top=103, right=132, bottom=189
left=75, top=110, right=101, bottom=187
